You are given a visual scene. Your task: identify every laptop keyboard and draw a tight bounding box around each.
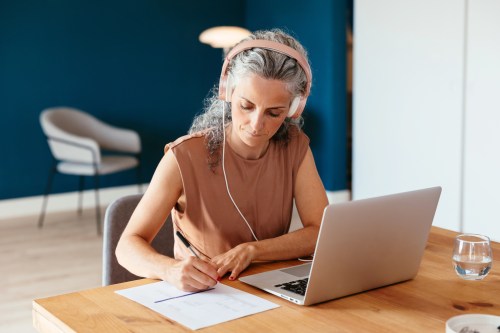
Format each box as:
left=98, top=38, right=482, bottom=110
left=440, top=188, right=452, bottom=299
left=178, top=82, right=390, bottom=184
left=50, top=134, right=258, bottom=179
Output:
left=275, top=278, right=308, bottom=296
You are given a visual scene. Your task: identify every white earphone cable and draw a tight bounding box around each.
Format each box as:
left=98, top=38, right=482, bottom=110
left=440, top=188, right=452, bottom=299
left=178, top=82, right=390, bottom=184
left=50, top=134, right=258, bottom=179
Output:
left=222, top=102, right=259, bottom=242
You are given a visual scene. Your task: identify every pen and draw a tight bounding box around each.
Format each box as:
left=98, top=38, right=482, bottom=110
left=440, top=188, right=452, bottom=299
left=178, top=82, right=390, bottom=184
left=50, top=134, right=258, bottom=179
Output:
left=175, top=231, right=200, bottom=258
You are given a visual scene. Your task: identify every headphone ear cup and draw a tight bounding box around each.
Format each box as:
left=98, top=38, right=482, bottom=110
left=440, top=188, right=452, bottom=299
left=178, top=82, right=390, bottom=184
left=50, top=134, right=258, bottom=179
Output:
left=288, top=96, right=301, bottom=117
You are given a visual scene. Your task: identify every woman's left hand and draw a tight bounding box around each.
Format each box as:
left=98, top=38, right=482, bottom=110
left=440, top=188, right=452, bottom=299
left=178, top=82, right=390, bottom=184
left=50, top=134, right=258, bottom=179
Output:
left=211, top=243, right=256, bottom=281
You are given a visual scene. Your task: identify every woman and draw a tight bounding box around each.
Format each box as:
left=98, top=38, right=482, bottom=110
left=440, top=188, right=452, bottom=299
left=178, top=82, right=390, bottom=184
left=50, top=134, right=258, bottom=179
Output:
left=116, top=29, right=329, bottom=292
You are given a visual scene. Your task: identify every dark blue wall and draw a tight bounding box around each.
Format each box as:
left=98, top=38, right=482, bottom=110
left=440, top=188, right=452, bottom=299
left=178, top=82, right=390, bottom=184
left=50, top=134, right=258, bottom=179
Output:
left=0, top=0, right=245, bottom=199
left=0, top=0, right=349, bottom=200
left=246, top=0, right=349, bottom=191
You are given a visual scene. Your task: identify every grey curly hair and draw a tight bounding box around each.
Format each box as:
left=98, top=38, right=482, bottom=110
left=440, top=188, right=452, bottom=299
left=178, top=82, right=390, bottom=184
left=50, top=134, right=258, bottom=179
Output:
left=189, top=28, right=311, bottom=169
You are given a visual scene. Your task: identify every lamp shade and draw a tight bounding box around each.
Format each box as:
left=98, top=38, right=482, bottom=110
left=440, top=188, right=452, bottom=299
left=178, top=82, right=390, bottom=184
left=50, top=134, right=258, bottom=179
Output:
left=199, top=26, right=251, bottom=49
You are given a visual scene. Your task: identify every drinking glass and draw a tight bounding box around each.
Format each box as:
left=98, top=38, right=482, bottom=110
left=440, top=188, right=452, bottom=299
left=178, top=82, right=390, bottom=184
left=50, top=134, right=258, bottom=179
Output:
left=452, top=234, right=492, bottom=280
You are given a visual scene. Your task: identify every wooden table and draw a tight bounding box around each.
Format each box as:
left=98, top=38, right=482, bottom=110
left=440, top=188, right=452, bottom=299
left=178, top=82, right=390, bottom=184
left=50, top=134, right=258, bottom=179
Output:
left=33, top=227, right=500, bottom=332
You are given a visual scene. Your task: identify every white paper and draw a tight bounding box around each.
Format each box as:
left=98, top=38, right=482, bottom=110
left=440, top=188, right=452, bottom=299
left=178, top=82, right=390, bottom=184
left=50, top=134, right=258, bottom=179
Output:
left=115, top=281, right=279, bottom=330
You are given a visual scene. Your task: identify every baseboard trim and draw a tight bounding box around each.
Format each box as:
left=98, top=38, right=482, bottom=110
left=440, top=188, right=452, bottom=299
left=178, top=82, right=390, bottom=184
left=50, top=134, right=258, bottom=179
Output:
left=326, top=190, right=351, bottom=203
left=0, top=187, right=351, bottom=221
left=289, top=189, right=351, bottom=231
left=0, top=184, right=147, bottom=220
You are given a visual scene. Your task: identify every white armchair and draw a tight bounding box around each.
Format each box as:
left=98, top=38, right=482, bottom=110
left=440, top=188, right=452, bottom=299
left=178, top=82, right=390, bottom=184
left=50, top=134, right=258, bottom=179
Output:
left=39, top=107, right=142, bottom=234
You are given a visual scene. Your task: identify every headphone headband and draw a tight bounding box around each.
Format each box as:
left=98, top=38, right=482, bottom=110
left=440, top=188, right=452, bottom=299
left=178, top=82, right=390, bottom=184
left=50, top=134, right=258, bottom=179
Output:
left=218, top=39, right=312, bottom=118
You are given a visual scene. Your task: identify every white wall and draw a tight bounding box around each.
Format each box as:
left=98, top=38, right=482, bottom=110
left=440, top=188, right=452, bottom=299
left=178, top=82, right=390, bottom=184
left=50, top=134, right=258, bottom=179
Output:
left=463, top=0, right=500, bottom=237
left=353, top=0, right=500, bottom=241
left=353, top=0, right=465, bottom=231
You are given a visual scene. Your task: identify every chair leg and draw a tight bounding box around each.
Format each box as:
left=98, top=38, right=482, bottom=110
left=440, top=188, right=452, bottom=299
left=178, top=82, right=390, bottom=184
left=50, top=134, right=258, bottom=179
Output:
left=78, top=176, right=84, bottom=216
left=38, top=164, right=57, bottom=228
left=94, top=174, right=102, bottom=235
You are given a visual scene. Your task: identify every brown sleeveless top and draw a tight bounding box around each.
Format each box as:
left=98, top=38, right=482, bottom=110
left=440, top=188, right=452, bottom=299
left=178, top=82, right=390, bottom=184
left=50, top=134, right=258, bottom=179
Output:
left=165, top=127, right=310, bottom=259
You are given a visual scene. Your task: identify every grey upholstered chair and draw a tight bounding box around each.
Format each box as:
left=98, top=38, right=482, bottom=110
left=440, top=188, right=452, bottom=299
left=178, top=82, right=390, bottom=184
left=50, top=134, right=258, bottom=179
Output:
left=102, top=194, right=174, bottom=286
left=39, top=107, right=142, bottom=234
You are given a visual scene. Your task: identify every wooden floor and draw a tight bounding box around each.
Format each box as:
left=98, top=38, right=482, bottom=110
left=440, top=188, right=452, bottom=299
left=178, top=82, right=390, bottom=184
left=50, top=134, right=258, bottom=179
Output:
left=0, top=209, right=104, bottom=333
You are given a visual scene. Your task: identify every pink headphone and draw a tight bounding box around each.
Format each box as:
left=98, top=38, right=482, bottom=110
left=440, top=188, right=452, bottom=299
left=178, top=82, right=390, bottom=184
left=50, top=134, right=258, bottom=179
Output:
left=218, top=39, right=312, bottom=119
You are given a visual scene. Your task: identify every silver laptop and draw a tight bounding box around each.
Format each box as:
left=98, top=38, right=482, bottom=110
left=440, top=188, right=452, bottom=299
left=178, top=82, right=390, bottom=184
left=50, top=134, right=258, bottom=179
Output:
left=239, top=186, right=442, bottom=306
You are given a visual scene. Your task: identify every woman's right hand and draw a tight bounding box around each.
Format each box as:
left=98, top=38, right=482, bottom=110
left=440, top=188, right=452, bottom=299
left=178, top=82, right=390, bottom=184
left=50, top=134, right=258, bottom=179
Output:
left=165, top=257, right=220, bottom=292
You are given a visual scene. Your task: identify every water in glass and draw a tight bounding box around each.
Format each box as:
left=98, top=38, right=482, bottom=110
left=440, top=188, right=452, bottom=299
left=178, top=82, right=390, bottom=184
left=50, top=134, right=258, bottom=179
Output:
left=452, top=234, right=493, bottom=281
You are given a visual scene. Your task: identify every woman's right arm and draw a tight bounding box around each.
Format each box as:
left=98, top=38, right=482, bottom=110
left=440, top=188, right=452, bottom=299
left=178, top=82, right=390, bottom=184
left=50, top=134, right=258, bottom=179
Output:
left=115, top=149, right=219, bottom=291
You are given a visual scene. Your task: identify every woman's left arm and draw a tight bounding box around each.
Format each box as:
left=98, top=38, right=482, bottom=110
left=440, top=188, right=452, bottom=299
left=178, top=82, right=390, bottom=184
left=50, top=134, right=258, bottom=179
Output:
left=212, top=147, right=329, bottom=280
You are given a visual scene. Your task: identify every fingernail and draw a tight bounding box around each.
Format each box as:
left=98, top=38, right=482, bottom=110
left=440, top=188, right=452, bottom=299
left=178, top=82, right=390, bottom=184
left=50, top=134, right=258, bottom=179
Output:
left=216, top=276, right=221, bottom=282
left=229, top=276, right=235, bottom=281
